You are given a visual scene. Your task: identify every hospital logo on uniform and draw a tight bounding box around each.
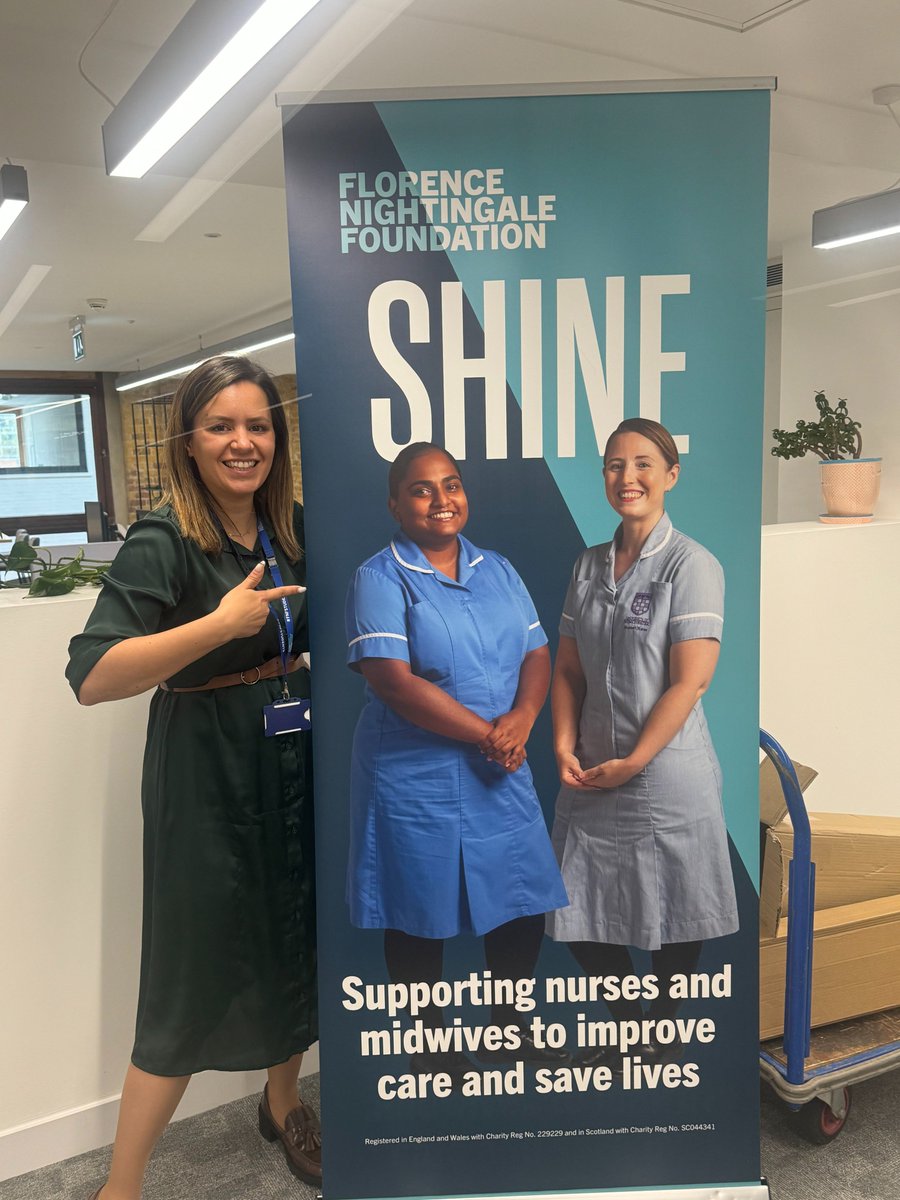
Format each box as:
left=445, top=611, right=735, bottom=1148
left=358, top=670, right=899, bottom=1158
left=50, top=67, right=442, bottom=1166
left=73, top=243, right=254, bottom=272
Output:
left=631, top=593, right=651, bottom=617
left=625, top=591, right=652, bottom=632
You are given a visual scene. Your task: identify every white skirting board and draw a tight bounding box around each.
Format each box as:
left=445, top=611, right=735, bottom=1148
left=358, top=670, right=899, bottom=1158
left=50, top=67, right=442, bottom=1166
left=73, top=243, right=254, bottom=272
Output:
left=0, top=1045, right=318, bottom=1184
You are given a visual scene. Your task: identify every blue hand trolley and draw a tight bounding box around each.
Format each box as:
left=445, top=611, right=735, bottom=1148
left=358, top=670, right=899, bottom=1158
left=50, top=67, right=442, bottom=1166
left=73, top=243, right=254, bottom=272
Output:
left=758, top=729, right=900, bottom=1142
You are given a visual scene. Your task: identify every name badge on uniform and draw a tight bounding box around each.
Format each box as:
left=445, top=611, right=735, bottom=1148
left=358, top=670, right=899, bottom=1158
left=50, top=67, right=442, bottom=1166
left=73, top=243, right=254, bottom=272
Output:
left=263, top=699, right=312, bottom=737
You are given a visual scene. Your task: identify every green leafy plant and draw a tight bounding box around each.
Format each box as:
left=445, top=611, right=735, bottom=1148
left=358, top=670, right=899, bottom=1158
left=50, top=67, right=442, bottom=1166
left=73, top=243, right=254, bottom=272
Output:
left=772, top=391, right=862, bottom=462
left=0, top=542, right=111, bottom=596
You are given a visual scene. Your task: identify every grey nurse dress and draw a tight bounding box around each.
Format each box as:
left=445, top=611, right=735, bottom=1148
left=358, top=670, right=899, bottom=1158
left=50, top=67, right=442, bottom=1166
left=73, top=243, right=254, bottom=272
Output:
left=66, top=503, right=316, bottom=1076
left=545, top=513, right=738, bottom=952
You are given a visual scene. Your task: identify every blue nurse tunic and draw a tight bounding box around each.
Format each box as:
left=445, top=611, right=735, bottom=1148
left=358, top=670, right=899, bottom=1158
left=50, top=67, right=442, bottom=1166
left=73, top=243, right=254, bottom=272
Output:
left=545, top=513, right=738, bottom=952
left=345, top=531, right=568, bottom=939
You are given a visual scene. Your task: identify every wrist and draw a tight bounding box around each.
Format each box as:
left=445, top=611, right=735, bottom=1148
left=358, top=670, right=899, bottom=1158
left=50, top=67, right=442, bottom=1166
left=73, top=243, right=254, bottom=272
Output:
left=200, top=608, right=229, bottom=648
left=513, top=703, right=539, bottom=726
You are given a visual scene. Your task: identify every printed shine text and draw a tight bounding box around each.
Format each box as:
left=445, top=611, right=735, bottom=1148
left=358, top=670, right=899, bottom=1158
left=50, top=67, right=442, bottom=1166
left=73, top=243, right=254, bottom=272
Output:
left=368, top=275, right=690, bottom=461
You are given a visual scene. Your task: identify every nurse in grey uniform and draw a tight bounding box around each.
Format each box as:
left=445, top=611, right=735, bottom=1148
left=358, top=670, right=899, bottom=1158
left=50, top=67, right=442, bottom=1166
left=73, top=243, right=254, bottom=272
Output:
left=546, top=418, right=737, bottom=1062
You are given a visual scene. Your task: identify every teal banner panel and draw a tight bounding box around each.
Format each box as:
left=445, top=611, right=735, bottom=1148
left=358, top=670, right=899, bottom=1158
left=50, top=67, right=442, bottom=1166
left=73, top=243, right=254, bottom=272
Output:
left=282, top=83, right=770, bottom=1200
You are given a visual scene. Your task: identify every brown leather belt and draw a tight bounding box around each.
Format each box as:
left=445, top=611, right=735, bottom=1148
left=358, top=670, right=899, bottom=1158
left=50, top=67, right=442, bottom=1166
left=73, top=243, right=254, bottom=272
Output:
left=159, top=653, right=306, bottom=693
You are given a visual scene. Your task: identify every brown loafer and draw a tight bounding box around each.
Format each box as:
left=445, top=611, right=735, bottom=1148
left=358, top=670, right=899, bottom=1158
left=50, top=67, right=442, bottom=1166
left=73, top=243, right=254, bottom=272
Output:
left=258, top=1083, right=322, bottom=1185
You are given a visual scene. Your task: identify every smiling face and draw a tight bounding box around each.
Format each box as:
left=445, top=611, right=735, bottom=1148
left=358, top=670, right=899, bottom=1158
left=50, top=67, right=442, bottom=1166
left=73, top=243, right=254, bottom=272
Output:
left=186, top=380, right=276, bottom=511
left=388, top=449, right=469, bottom=550
left=603, top=431, right=679, bottom=523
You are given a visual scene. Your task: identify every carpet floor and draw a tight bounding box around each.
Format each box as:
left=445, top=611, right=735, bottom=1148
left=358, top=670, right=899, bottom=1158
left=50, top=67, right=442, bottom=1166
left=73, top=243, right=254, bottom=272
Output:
left=2, top=1070, right=898, bottom=1199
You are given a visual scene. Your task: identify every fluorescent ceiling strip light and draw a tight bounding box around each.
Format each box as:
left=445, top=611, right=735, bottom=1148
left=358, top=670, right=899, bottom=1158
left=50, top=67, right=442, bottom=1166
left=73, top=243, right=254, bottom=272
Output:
left=110, top=0, right=322, bottom=178
left=134, top=102, right=276, bottom=242
left=0, top=198, right=27, bottom=241
left=233, top=331, right=295, bottom=356
left=135, top=0, right=416, bottom=242
left=814, top=225, right=900, bottom=250
left=0, top=163, right=29, bottom=241
left=812, top=188, right=900, bottom=250
left=116, top=330, right=294, bottom=392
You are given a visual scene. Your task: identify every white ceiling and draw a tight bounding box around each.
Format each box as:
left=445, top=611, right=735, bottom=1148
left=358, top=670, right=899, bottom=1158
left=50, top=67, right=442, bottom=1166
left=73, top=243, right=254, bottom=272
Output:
left=2, top=0, right=900, bottom=373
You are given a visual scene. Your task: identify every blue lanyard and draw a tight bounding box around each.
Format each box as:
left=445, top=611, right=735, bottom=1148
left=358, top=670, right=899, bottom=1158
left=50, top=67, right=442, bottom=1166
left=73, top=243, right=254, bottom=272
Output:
left=257, top=519, right=294, bottom=697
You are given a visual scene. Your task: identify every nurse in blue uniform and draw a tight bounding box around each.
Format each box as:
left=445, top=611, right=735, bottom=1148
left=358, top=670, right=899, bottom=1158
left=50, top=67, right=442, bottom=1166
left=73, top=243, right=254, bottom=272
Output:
left=546, top=418, right=737, bottom=1064
left=345, top=442, right=568, bottom=1071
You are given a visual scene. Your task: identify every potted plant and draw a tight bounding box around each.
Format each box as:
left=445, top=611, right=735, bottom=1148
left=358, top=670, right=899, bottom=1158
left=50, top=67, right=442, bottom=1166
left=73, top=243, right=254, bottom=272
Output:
left=771, top=391, right=881, bottom=524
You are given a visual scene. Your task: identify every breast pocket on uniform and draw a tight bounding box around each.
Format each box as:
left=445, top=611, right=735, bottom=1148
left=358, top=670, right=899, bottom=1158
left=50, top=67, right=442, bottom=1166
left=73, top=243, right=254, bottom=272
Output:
left=407, top=600, right=453, bottom=686
left=624, top=580, right=670, bottom=634
left=649, top=579, right=672, bottom=627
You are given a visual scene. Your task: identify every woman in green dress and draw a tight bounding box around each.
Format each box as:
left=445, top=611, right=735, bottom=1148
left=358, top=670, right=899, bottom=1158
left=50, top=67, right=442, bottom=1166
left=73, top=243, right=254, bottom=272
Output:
left=67, top=356, right=320, bottom=1199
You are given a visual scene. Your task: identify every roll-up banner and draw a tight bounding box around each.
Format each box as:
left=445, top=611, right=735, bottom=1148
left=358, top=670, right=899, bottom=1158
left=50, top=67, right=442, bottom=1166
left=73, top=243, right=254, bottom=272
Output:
left=281, top=81, right=772, bottom=1200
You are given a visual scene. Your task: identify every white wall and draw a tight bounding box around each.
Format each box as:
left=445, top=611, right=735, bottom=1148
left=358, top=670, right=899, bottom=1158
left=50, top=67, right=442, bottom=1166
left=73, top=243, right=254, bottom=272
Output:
left=759, top=519, right=900, bottom=817
left=777, top=235, right=900, bottom=523
left=0, top=589, right=317, bottom=1182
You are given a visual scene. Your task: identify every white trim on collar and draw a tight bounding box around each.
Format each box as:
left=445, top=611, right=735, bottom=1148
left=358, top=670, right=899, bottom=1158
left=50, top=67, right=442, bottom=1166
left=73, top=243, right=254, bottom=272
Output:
left=390, top=540, right=434, bottom=574
left=468, top=554, right=484, bottom=567
left=640, top=520, right=674, bottom=560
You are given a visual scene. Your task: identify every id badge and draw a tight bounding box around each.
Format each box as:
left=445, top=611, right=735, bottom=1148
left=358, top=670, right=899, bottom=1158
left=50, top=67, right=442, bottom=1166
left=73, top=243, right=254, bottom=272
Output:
left=263, top=698, right=312, bottom=737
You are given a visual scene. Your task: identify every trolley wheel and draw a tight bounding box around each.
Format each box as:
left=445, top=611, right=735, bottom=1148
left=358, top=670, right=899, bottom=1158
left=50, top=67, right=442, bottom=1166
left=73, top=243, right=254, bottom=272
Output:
left=792, top=1087, right=851, bottom=1144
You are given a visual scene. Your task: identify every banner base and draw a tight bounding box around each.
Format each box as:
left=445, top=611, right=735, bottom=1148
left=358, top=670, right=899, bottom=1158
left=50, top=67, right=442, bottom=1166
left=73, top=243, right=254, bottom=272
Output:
left=358, top=1187, right=771, bottom=1200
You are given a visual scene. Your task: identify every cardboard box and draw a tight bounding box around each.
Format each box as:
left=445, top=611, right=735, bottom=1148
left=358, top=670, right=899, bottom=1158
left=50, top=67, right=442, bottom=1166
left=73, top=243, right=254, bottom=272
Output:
left=759, top=754, right=818, bottom=828
left=759, top=893, right=900, bottom=1040
left=760, top=812, right=900, bottom=937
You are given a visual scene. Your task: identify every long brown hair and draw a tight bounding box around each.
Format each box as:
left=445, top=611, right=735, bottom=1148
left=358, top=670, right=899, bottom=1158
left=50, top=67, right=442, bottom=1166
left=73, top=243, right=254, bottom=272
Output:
left=160, top=355, right=300, bottom=559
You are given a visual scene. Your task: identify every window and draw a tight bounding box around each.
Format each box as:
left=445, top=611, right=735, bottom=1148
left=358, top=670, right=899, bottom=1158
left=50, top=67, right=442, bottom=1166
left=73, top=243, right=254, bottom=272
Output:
left=0, top=374, right=112, bottom=540
left=0, top=393, right=88, bottom=473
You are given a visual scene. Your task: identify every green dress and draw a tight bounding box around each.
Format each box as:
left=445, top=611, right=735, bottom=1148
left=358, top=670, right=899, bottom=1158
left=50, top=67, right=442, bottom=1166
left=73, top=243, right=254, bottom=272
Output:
left=66, top=502, right=317, bottom=1076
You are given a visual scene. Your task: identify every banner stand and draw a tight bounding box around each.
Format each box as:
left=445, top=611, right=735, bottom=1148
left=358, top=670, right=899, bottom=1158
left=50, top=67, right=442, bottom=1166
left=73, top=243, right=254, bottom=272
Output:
left=282, top=78, right=773, bottom=1200
left=403, top=1189, right=772, bottom=1200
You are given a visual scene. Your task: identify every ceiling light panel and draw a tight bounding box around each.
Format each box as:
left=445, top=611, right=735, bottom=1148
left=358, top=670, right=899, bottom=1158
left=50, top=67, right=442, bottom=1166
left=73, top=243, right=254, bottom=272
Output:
left=616, top=0, right=812, bottom=32
left=115, top=320, right=295, bottom=391
left=0, top=163, right=29, bottom=241
left=102, top=0, right=323, bottom=178
left=813, top=189, right=900, bottom=250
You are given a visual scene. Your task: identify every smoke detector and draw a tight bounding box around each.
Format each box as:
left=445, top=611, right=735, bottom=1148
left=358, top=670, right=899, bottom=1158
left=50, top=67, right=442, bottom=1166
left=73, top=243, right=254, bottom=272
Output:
left=86, top=297, right=108, bottom=310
